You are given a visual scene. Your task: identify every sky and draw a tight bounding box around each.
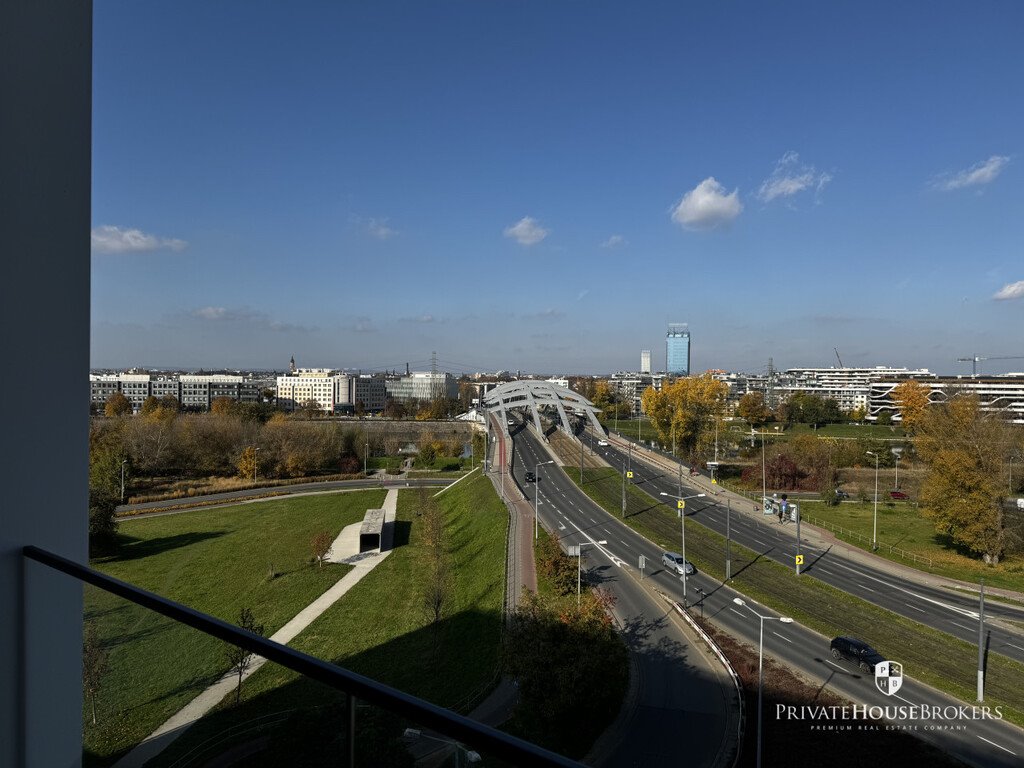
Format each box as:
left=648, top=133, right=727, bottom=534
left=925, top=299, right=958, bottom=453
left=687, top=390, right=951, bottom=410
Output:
left=91, top=1, right=1024, bottom=376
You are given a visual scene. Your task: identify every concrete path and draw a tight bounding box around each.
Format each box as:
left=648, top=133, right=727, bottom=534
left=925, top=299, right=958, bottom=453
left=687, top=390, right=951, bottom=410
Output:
left=113, top=489, right=399, bottom=768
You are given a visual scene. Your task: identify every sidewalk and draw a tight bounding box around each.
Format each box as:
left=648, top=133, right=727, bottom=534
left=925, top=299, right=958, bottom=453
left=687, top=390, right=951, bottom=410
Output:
left=113, top=490, right=400, bottom=768
left=607, top=432, right=1024, bottom=603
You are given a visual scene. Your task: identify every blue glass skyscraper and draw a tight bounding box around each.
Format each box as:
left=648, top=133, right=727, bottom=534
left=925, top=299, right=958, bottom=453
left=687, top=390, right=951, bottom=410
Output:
left=666, top=324, right=690, bottom=375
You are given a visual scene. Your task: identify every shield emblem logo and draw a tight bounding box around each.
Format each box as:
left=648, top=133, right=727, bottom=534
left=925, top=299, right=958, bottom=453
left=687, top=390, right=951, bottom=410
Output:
left=875, top=661, right=903, bottom=696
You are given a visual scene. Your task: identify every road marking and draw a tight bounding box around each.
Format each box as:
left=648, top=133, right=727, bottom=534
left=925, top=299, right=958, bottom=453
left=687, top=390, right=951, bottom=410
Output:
left=1005, top=642, right=1024, bottom=653
left=904, top=603, right=926, bottom=613
left=977, top=735, right=1017, bottom=756
left=557, top=522, right=566, bottom=530
left=772, top=631, right=792, bottom=643
left=729, top=608, right=746, bottom=618
left=827, top=559, right=980, bottom=620
left=893, top=694, right=915, bottom=706
left=824, top=660, right=847, bottom=672
left=589, top=517, right=597, bottom=524
left=860, top=586, right=876, bottom=593
left=950, top=621, right=975, bottom=632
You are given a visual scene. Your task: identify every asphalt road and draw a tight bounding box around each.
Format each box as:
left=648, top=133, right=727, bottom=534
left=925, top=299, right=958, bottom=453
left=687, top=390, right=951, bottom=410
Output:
left=508, top=426, right=734, bottom=768
left=591, top=432, right=1024, bottom=667
left=509, top=423, right=1024, bottom=768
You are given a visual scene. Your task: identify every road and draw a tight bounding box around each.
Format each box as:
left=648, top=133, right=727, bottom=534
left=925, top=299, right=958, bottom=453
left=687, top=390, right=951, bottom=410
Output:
left=507, top=424, right=736, bottom=768
left=510, top=423, right=1024, bottom=768
left=590, top=432, right=1024, bottom=666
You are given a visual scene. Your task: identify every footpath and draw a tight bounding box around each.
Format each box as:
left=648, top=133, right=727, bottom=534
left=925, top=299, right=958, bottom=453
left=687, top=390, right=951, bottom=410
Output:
left=113, top=489, right=400, bottom=768
left=605, top=431, right=1024, bottom=604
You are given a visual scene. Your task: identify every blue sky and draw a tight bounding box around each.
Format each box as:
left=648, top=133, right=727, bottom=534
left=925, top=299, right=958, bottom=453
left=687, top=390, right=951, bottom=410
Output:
left=91, top=2, right=1024, bottom=375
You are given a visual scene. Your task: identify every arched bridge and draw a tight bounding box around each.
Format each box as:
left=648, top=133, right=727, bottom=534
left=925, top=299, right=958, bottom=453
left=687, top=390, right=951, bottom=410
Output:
left=482, top=380, right=604, bottom=441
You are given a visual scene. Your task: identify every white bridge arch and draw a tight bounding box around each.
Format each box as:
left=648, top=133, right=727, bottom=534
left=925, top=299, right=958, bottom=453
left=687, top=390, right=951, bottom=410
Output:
left=482, top=380, right=604, bottom=441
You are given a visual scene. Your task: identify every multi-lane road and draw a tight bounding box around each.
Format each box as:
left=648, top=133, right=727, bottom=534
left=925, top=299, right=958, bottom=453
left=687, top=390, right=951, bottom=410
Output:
left=507, top=422, right=1024, bottom=768
left=590, top=431, right=1024, bottom=665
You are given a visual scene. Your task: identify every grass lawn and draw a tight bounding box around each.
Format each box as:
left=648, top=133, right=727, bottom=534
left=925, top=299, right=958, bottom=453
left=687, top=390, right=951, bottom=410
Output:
left=798, top=500, right=1024, bottom=593
left=149, top=473, right=509, bottom=768
left=564, top=467, right=1024, bottom=729
left=84, top=490, right=386, bottom=767
left=785, top=422, right=906, bottom=439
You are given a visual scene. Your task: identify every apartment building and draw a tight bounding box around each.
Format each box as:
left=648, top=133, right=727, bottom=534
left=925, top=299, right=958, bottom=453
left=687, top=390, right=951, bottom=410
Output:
left=870, top=375, right=1024, bottom=424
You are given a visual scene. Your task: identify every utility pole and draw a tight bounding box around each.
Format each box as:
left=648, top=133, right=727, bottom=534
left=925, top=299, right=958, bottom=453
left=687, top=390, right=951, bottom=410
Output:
left=978, top=578, right=986, bottom=702
left=726, top=498, right=732, bottom=580
left=795, top=502, right=802, bottom=575
left=580, top=428, right=584, bottom=483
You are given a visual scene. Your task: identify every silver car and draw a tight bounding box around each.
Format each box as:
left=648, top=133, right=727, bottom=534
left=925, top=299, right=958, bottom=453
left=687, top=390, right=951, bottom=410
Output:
left=661, top=551, right=695, bottom=575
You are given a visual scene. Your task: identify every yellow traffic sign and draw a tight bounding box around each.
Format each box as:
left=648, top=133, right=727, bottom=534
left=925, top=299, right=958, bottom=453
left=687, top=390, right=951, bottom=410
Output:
left=677, top=500, right=685, bottom=509
left=711, top=478, right=717, bottom=485
left=795, top=554, right=804, bottom=566
left=626, top=471, right=634, bottom=479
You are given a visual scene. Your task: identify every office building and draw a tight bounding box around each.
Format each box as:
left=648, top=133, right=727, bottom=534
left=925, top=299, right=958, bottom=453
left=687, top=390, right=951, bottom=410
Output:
left=666, top=324, right=690, bottom=376
left=640, top=349, right=651, bottom=374
left=385, top=371, right=459, bottom=403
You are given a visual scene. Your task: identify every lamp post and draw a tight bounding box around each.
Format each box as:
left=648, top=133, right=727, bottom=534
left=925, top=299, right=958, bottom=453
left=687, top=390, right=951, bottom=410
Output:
left=364, top=440, right=369, bottom=476
left=577, top=540, right=607, bottom=606
left=660, top=492, right=706, bottom=605
left=866, top=451, right=879, bottom=550
left=253, top=448, right=260, bottom=484
left=733, top=598, right=793, bottom=768
left=761, top=429, right=767, bottom=509
left=892, top=446, right=903, bottom=490
left=120, top=459, right=127, bottom=503
left=534, top=460, right=554, bottom=540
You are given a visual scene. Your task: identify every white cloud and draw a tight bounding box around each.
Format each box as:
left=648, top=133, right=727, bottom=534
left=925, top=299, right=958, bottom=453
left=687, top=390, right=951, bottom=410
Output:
left=367, top=218, right=396, bottom=240
left=671, top=178, right=743, bottom=230
left=576, top=289, right=590, bottom=301
left=757, top=152, right=832, bottom=203
left=91, top=225, right=187, bottom=253
left=993, top=280, right=1024, bottom=301
left=504, top=216, right=549, bottom=246
left=193, top=306, right=227, bottom=320
left=601, top=234, right=627, bottom=248
left=398, top=314, right=443, bottom=324
left=933, top=155, right=1010, bottom=191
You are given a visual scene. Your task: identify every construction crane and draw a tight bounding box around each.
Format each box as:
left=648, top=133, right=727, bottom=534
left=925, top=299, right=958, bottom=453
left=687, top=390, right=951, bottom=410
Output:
left=956, top=355, right=1024, bottom=376
left=834, top=348, right=844, bottom=368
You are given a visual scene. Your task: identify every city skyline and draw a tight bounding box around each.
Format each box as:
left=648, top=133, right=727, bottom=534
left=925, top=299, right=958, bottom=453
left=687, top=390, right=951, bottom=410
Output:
left=91, top=3, right=1023, bottom=374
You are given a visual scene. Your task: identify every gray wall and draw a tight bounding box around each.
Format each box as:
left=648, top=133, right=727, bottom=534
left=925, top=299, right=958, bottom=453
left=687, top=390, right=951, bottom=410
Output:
left=1, top=1, right=92, bottom=765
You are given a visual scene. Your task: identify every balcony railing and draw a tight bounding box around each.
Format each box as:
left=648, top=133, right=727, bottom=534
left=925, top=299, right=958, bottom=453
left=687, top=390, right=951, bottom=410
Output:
left=24, top=545, right=581, bottom=768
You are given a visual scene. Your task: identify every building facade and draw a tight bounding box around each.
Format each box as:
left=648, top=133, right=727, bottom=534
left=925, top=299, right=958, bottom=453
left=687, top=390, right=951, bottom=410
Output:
left=640, top=349, right=651, bottom=375
left=869, top=375, right=1024, bottom=424
left=666, top=324, right=690, bottom=376
left=385, top=372, right=459, bottom=403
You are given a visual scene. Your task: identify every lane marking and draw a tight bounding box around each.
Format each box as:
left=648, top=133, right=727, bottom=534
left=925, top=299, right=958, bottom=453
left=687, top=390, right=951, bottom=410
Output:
left=827, top=559, right=980, bottom=620
left=893, top=694, right=915, bottom=706
left=772, top=631, right=792, bottom=644
left=860, top=586, right=876, bottom=593
left=904, top=603, right=926, bottom=613
left=1004, top=642, right=1024, bottom=653
left=824, top=660, right=847, bottom=672
left=950, top=620, right=975, bottom=632
left=977, top=735, right=1016, bottom=756
left=729, top=608, right=746, bottom=618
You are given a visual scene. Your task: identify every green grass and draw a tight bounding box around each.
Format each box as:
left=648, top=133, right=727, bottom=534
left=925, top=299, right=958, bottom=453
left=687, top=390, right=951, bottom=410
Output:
left=84, top=490, right=387, bottom=766
left=406, top=469, right=468, bottom=479
left=798, top=500, right=1024, bottom=593
left=148, top=474, right=508, bottom=767
left=603, top=417, right=661, bottom=445
left=412, top=455, right=475, bottom=471
left=564, top=467, right=1024, bottom=729
left=785, top=422, right=906, bottom=439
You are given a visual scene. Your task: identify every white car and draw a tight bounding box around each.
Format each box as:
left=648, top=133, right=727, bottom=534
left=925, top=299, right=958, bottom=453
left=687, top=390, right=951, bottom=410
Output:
left=661, top=552, right=695, bottom=575
left=597, top=439, right=609, bottom=446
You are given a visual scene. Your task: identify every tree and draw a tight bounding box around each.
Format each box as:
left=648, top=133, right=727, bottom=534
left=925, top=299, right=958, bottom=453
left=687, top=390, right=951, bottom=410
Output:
left=641, top=374, right=728, bottom=462
left=82, top=622, right=109, bottom=726
left=224, top=608, right=265, bottom=704
left=237, top=446, right=258, bottom=480
left=916, top=395, right=1011, bottom=564
left=891, top=379, right=931, bottom=432
left=88, top=448, right=123, bottom=553
left=782, top=393, right=841, bottom=428
left=311, top=530, right=333, bottom=567
left=104, top=392, right=132, bottom=417
left=737, top=392, right=770, bottom=426
left=211, top=396, right=237, bottom=416
left=139, top=395, right=160, bottom=415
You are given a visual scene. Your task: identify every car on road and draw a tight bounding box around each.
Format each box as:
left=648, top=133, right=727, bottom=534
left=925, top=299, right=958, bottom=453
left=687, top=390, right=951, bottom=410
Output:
left=834, top=489, right=850, bottom=500
left=830, top=636, right=885, bottom=673
left=524, top=471, right=536, bottom=482
left=597, top=440, right=609, bottom=446
left=889, top=490, right=909, bottom=500
left=661, top=551, right=695, bottom=575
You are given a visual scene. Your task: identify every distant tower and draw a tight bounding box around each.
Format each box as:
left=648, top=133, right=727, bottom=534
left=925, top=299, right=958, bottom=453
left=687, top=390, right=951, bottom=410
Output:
left=666, top=324, right=690, bottom=376
left=640, top=349, right=651, bottom=374
left=289, top=355, right=296, bottom=374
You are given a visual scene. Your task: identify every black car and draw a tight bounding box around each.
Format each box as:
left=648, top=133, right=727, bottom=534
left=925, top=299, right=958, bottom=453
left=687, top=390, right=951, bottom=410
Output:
left=524, top=471, right=536, bottom=482
left=830, top=636, right=885, bottom=673
left=834, top=489, right=850, bottom=500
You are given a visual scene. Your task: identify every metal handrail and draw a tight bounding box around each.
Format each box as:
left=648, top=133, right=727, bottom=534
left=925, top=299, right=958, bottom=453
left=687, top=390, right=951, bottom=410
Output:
left=23, top=545, right=581, bottom=768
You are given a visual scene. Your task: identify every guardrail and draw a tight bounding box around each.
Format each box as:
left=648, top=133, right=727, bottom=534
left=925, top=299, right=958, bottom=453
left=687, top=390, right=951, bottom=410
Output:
left=798, top=513, right=933, bottom=567
left=23, top=545, right=581, bottom=768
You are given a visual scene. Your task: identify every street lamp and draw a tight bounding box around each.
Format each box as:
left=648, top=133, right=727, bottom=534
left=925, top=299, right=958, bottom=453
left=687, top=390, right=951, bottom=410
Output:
left=660, top=492, right=706, bottom=605
left=364, top=440, right=369, bottom=476
left=253, top=447, right=260, bottom=484
left=733, top=598, right=793, bottom=768
left=535, top=460, right=555, bottom=540
left=866, top=451, right=879, bottom=550
left=892, top=446, right=903, bottom=490
left=577, top=540, right=607, bottom=606
left=120, top=459, right=127, bottom=503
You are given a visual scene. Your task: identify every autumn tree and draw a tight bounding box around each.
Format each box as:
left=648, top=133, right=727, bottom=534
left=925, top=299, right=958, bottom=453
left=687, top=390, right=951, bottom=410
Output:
left=104, top=392, right=132, bottom=417
left=210, top=396, right=238, bottom=416
left=916, top=394, right=1011, bottom=564
left=737, top=392, right=771, bottom=426
left=311, top=530, right=333, bottom=567
left=88, top=447, right=123, bottom=553
left=139, top=395, right=161, bottom=415
left=237, top=445, right=259, bottom=480
left=641, top=374, right=728, bottom=462
left=83, top=622, right=109, bottom=726
left=891, top=379, right=931, bottom=432
left=224, top=608, right=265, bottom=705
